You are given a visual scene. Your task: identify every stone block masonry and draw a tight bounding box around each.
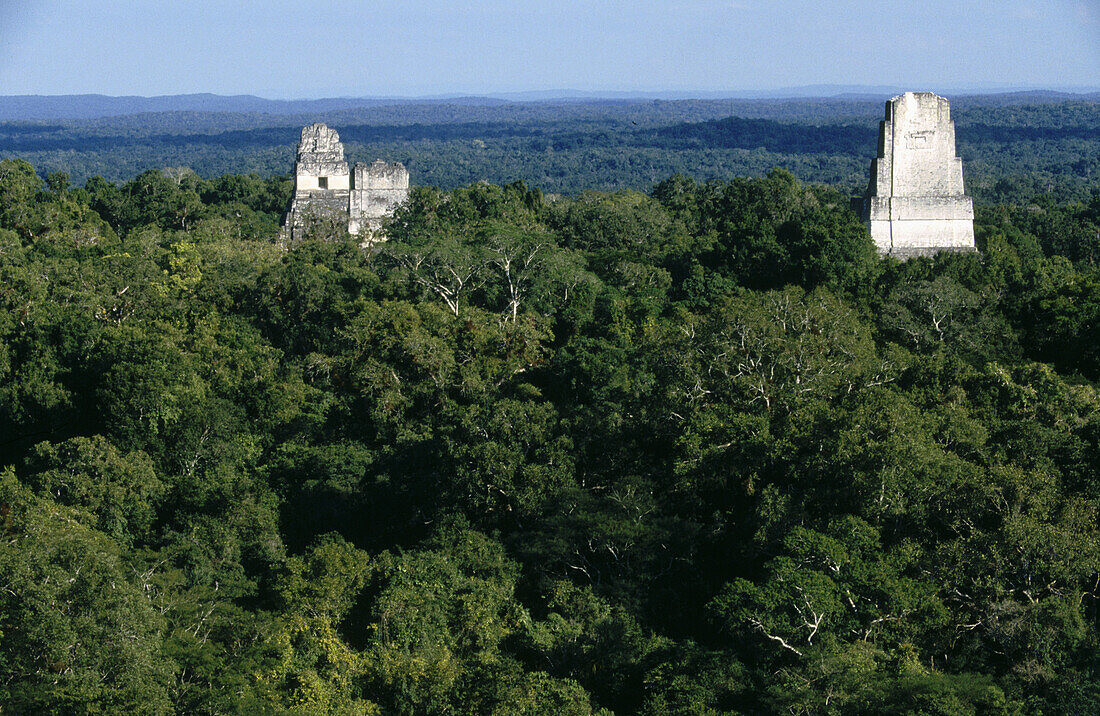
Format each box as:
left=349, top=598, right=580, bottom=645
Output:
left=854, top=92, right=976, bottom=258
left=283, top=123, right=409, bottom=242
left=350, top=160, right=410, bottom=237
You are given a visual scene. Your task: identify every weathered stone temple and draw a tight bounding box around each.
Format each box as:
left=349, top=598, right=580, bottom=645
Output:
left=854, top=92, right=975, bottom=258
left=283, top=123, right=409, bottom=241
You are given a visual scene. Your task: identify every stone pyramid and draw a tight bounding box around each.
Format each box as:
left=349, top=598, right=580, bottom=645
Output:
left=855, top=92, right=976, bottom=258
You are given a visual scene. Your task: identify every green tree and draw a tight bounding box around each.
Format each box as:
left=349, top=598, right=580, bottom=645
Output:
left=0, top=470, right=174, bottom=714
left=23, top=436, right=163, bottom=546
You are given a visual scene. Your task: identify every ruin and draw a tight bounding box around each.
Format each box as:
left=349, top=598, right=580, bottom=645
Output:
left=283, top=123, right=409, bottom=242
left=854, top=92, right=975, bottom=258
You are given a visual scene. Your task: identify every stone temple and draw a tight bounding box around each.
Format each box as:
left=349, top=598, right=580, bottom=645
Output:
left=854, top=92, right=975, bottom=258
left=283, top=123, right=409, bottom=242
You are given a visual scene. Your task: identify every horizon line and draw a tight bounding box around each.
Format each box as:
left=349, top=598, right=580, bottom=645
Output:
left=4, top=83, right=1100, bottom=103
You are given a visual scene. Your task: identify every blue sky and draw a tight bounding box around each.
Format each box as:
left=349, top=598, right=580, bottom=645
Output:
left=1, top=1, right=1097, bottom=97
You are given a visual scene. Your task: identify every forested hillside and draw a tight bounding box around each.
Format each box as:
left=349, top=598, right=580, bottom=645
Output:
left=2, top=94, right=1097, bottom=203
left=3, top=155, right=1100, bottom=713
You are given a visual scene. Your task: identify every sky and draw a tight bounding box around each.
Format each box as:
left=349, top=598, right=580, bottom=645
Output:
left=0, top=0, right=1097, bottom=98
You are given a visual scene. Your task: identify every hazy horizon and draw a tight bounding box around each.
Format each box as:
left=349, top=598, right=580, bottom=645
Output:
left=5, top=83, right=1100, bottom=104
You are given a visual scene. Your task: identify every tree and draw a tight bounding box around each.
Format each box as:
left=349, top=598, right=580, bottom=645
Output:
left=255, top=535, right=378, bottom=714
left=0, top=158, right=45, bottom=238
left=482, top=222, right=554, bottom=321
left=0, top=469, right=175, bottom=713
left=385, top=233, right=487, bottom=317
left=23, top=436, right=164, bottom=547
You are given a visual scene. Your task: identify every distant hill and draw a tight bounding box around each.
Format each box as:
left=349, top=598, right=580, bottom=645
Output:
left=0, top=93, right=512, bottom=121
left=1, top=89, right=1097, bottom=121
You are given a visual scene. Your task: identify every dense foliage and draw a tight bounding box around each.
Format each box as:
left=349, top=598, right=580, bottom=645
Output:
left=3, top=154, right=1100, bottom=713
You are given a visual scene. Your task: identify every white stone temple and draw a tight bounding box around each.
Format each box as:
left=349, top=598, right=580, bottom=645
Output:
left=283, top=123, right=409, bottom=242
left=855, top=92, right=976, bottom=258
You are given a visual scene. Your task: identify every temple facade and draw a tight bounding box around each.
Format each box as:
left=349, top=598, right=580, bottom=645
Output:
left=283, top=123, right=409, bottom=242
left=854, top=92, right=976, bottom=258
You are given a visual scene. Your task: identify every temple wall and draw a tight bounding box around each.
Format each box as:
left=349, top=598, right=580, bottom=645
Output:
left=858, top=92, right=976, bottom=258
left=283, top=124, right=410, bottom=243
left=349, top=160, right=409, bottom=239
left=886, top=93, right=964, bottom=196
left=296, top=174, right=351, bottom=192
left=869, top=219, right=976, bottom=251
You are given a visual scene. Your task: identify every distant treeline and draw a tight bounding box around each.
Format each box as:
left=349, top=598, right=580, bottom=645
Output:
left=1, top=96, right=1098, bottom=203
